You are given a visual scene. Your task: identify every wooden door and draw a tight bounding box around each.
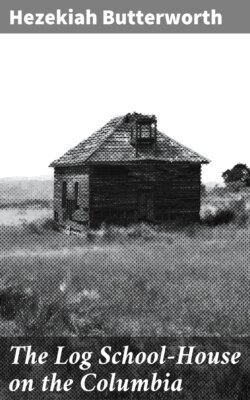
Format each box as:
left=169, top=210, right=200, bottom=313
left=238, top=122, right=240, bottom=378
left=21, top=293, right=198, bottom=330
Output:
left=138, top=189, right=154, bottom=222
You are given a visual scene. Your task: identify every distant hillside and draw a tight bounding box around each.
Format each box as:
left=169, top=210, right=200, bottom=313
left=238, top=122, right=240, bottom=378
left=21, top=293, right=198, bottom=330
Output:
left=0, top=177, right=53, bottom=208
left=0, top=175, right=53, bottom=182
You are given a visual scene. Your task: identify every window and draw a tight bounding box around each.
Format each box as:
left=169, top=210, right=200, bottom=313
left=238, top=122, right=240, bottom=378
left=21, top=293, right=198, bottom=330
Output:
left=140, top=124, right=151, bottom=138
left=54, top=211, right=59, bottom=222
left=74, top=182, right=79, bottom=207
left=135, top=121, right=156, bottom=142
left=62, top=181, right=67, bottom=208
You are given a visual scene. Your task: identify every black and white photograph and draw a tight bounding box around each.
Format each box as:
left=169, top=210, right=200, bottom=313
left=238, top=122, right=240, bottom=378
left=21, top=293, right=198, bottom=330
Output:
left=0, top=4, right=250, bottom=397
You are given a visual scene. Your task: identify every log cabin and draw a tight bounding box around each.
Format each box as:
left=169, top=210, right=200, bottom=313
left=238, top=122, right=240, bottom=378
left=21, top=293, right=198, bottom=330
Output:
left=49, top=112, right=209, bottom=228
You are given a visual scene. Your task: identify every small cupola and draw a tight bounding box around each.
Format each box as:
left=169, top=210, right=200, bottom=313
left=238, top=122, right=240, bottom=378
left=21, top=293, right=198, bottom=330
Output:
left=129, top=113, right=157, bottom=147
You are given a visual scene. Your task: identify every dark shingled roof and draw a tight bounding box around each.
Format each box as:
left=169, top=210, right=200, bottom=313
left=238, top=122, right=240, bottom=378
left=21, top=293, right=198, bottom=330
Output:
left=50, top=113, right=209, bottom=167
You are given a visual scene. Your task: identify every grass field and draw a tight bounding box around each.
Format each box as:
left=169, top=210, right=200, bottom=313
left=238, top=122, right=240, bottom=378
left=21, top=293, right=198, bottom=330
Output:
left=0, top=188, right=250, bottom=337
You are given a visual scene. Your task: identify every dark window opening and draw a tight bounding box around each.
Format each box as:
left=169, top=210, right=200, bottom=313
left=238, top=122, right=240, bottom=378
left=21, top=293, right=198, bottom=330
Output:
left=54, top=211, right=59, bottom=222
left=62, top=181, right=67, bottom=208
left=74, top=182, right=79, bottom=207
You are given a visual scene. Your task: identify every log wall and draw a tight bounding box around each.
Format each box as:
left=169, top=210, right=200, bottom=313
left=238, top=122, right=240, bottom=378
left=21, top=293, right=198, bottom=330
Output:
left=89, top=162, right=201, bottom=226
left=53, top=162, right=201, bottom=227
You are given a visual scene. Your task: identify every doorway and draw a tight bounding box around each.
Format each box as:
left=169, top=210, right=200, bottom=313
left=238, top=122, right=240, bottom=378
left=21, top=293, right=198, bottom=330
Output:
left=66, top=199, right=75, bottom=221
left=137, top=189, right=154, bottom=222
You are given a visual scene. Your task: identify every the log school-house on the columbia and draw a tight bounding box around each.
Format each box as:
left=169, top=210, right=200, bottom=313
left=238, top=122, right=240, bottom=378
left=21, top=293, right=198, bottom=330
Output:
left=50, top=112, right=209, bottom=228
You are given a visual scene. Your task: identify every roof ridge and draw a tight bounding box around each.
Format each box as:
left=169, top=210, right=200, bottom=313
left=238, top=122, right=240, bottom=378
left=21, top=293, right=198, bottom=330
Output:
left=158, top=130, right=210, bottom=163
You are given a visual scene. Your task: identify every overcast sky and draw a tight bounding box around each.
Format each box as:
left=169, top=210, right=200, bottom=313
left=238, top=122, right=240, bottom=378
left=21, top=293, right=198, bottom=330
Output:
left=0, top=34, right=249, bottom=182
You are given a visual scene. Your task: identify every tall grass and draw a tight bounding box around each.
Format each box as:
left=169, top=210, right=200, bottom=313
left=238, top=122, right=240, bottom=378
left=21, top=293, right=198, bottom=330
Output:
left=0, top=213, right=250, bottom=336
